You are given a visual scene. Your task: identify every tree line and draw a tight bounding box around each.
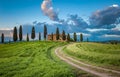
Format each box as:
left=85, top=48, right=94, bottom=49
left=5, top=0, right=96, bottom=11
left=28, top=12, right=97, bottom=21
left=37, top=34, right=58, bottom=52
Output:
left=1, top=25, right=84, bottom=43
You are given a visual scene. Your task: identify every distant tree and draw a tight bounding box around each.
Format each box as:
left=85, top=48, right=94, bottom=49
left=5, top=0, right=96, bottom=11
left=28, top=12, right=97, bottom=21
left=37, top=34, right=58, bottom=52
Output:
left=31, top=26, right=35, bottom=40
left=67, top=33, right=70, bottom=42
left=13, top=26, right=18, bottom=42
left=51, top=32, right=53, bottom=40
left=80, top=33, right=83, bottom=42
left=44, top=25, right=47, bottom=40
left=19, top=25, right=22, bottom=41
left=115, top=41, right=118, bottom=45
left=87, top=38, right=89, bottom=42
left=56, top=27, right=59, bottom=40
left=1, top=33, right=4, bottom=43
left=39, top=32, right=41, bottom=41
left=26, top=33, right=29, bottom=41
left=74, top=32, right=77, bottom=42
left=62, top=30, right=66, bottom=40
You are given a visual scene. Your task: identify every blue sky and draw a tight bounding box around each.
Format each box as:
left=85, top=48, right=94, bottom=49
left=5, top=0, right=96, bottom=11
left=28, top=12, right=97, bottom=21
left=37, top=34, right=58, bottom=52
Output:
left=0, top=0, right=120, bottom=28
left=0, top=0, right=120, bottom=41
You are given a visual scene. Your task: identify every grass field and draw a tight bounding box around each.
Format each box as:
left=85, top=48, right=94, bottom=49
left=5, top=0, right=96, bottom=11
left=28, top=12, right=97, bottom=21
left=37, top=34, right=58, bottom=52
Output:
left=63, top=42, right=120, bottom=70
left=0, top=41, right=96, bottom=77
left=0, top=41, right=76, bottom=77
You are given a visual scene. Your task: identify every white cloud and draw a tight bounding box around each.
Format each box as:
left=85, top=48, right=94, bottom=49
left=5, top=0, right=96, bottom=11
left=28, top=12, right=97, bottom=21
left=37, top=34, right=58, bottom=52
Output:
left=86, top=28, right=108, bottom=32
left=0, top=28, right=13, bottom=31
left=102, top=34, right=120, bottom=38
left=70, top=32, right=91, bottom=37
left=111, top=4, right=119, bottom=7
left=41, top=0, right=59, bottom=21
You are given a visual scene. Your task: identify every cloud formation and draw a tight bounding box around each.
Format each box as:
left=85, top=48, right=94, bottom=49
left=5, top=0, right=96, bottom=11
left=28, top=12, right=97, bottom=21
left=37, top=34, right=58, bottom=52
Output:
left=89, top=4, right=120, bottom=28
left=41, top=0, right=59, bottom=21
left=67, top=14, right=88, bottom=28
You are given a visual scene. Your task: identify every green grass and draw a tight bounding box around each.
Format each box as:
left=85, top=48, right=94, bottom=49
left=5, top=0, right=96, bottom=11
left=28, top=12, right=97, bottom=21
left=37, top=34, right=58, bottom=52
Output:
left=63, top=42, right=120, bottom=70
left=0, top=41, right=76, bottom=77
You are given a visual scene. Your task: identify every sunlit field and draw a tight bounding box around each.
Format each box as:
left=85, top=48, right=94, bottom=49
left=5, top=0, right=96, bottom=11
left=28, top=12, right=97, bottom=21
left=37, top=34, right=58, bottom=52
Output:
left=63, top=43, right=120, bottom=70
left=0, top=41, right=76, bottom=77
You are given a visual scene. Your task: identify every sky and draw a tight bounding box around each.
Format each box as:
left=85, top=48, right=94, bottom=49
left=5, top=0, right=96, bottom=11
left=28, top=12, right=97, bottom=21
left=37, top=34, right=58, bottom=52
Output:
left=0, top=0, right=120, bottom=41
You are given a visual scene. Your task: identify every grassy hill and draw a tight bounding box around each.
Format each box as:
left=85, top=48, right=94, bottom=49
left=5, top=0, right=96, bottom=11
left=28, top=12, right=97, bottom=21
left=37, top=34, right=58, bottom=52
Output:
left=63, top=42, right=120, bottom=70
left=0, top=41, right=76, bottom=77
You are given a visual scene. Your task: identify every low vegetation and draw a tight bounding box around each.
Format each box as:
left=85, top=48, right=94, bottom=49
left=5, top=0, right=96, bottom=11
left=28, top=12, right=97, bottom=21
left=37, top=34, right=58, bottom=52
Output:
left=0, top=41, right=75, bottom=77
left=63, top=42, right=120, bottom=70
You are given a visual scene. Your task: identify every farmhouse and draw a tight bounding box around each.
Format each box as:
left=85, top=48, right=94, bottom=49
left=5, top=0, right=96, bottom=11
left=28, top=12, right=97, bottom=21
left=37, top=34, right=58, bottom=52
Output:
left=48, top=34, right=65, bottom=41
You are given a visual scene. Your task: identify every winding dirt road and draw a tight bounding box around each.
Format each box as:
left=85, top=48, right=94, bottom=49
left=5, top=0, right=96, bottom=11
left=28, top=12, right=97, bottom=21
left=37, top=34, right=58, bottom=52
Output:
left=55, top=46, right=120, bottom=77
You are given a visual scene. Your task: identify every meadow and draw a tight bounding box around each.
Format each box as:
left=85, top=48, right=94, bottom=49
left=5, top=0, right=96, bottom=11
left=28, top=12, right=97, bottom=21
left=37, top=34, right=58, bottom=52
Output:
left=63, top=42, right=120, bottom=70
left=0, top=41, right=76, bottom=77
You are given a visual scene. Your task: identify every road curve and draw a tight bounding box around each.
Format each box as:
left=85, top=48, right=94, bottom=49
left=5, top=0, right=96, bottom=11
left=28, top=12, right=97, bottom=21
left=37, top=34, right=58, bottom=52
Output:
left=55, top=46, right=120, bottom=77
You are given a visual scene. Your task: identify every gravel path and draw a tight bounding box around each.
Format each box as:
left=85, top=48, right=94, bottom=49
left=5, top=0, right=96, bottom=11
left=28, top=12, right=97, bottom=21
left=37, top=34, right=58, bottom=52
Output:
left=55, top=46, right=120, bottom=77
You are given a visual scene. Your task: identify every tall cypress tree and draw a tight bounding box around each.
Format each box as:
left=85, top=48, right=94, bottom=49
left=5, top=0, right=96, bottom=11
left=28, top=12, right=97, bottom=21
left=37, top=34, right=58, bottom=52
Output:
left=51, top=32, right=53, bottom=40
left=19, top=25, right=22, bottom=41
left=74, top=32, right=77, bottom=42
left=62, top=30, right=66, bottom=40
left=31, top=26, right=35, bottom=40
left=67, top=33, right=70, bottom=42
left=39, top=32, right=41, bottom=41
left=80, top=33, right=83, bottom=42
left=56, top=27, right=59, bottom=40
left=44, top=25, right=47, bottom=40
left=13, top=27, right=18, bottom=42
left=26, top=33, right=29, bottom=41
left=1, top=33, right=4, bottom=43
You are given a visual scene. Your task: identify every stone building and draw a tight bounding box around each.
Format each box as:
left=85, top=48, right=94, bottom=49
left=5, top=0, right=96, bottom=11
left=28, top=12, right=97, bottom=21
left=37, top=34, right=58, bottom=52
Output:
left=47, top=34, right=65, bottom=41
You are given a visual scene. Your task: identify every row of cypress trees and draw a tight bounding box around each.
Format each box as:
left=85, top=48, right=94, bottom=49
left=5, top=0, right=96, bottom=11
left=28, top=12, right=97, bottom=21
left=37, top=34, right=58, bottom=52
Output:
left=1, top=25, right=84, bottom=43
left=12, top=25, right=43, bottom=42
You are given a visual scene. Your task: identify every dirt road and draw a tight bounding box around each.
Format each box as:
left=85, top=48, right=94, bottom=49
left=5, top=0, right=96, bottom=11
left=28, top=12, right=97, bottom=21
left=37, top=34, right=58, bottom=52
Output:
left=55, top=46, right=120, bottom=77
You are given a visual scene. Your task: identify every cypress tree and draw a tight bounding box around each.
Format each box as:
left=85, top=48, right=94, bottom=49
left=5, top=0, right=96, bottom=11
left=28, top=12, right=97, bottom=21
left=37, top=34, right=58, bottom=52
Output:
left=74, top=32, right=77, bottom=42
left=80, top=33, right=83, bottom=42
left=62, top=30, right=66, bottom=40
left=44, top=25, right=47, bottom=40
left=67, top=33, right=70, bottom=42
left=19, top=25, right=22, bottom=41
left=1, top=33, right=4, bottom=43
left=51, top=32, right=53, bottom=40
left=13, top=26, right=18, bottom=42
left=39, top=32, right=41, bottom=41
left=26, top=33, right=29, bottom=41
left=31, top=26, right=35, bottom=40
left=56, top=27, right=59, bottom=40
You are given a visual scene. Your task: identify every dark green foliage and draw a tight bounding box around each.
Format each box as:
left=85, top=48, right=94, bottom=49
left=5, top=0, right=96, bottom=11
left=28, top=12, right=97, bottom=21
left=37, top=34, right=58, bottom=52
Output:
left=1, top=33, right=4, bottom=43
left=44, top=25, right=47, bottom=40
left=13, top=26, right=18, bottom=42
left=73, top=32, right=77, bottom=42
left=56, top=27, right=59, bottom=40
left=62, top=30, right=66, bottom=40
left=67, top=33, right=70, bottom=42
left=39, top=32, right=41, bottom=41
left=110, top=40, right=118, bottom=45
left=19, top=25, right=23, bottom=41
left=80, top=33, right=83, bottom=42
left=51, top=32, right=53, bottom=40
left=26, top=33, right=29, bottom=41
left=31, top=26, right=35, bottom=40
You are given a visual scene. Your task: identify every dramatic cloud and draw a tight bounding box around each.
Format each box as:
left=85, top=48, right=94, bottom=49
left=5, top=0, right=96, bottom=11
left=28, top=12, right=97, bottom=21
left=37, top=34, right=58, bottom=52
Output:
left=67, top=14, right=88, bottom=28
left=41, top=0, right=59, bottom=21
left=89, top=4, right=120, bottom=28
